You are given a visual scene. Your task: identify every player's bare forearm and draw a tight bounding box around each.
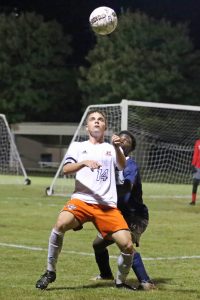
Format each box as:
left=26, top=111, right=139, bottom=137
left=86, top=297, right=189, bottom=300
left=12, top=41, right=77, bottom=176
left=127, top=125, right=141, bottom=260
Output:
left=63, top=162, right=84, bottom=174
left=63, top=160, right=102, bottom=174
left=115, top=146, right=126, bottom=170
left=112, top=134, right=126, bottom=170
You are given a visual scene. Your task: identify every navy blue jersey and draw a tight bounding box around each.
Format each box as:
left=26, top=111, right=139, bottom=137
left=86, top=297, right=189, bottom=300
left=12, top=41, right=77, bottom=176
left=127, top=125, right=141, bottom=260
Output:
left=116, top=157, right=148, bottom=220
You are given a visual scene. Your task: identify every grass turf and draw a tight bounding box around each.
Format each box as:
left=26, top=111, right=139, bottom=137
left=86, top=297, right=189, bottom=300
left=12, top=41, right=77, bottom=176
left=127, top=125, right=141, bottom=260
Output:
left=0, top=177, right=200, bottom=300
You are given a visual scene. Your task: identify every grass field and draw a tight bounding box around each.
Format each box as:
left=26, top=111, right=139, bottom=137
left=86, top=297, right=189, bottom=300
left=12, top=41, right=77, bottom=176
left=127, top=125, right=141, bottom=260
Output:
left=0, top=177, right=200, bottom=300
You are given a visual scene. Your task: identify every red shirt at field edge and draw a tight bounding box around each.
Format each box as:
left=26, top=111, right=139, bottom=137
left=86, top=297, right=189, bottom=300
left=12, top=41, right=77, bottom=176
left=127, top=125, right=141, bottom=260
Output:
left=192, top=139, right=200, bottom=168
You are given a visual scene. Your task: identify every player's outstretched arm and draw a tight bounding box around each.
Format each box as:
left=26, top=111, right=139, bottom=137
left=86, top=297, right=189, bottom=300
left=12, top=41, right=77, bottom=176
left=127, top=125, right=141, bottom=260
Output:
left=112, top=134, right=126, bottom=170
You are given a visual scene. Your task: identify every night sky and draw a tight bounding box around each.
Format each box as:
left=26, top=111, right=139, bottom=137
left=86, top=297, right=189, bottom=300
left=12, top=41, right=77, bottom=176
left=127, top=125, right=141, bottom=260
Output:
left=1, top=0, right=200, bottom=65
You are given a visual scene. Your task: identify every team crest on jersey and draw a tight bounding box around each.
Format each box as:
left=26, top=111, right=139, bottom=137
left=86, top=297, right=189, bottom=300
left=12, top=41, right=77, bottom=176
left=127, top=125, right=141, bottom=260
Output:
left=105, top=151, right=112, bottom=156
left=66, top=204, right=77, bottom=210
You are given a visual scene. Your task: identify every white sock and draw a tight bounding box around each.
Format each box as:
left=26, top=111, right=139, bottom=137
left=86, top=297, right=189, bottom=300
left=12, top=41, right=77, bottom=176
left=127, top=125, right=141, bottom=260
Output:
left=47, top=228, right=64, bottom=272
left=115, top=252, right=133, bottom=285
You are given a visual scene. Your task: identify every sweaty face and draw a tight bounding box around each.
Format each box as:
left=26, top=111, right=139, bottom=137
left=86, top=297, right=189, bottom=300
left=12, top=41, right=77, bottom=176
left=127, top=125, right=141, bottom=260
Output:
left=86, top=112, right=107, bottom=137
left=119, top=134, right=133, bottom=156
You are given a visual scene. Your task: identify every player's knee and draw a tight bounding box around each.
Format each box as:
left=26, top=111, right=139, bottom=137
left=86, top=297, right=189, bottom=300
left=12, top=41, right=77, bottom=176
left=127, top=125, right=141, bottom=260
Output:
left=124, top=240, right=134, bottom=254
left=54, top=221, right=66, bottom=233
left=93, top=236, right=112, bottom=253
left=55, top=211, right=78, bottom=233
left=119, top=238, right=134, bottom=255
left=112, top=230, right=134, bottom=254
left=92, top=238, right=102, bottom=251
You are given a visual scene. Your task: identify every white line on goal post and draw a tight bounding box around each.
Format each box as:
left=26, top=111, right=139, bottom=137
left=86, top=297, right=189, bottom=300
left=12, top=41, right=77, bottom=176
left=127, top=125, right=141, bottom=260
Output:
left=0, top=242, right=200, bottom=261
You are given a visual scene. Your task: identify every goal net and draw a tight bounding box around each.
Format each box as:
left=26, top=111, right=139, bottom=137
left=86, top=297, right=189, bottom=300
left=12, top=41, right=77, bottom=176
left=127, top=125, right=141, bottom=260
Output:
left=0, top=114, right=31, bottom=185
left=46, top=100, right=200, bottom=196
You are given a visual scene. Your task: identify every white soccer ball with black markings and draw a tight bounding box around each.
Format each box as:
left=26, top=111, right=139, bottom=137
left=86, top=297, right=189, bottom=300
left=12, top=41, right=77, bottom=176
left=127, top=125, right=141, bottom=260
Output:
left=89, top=6, right=118, bottom=35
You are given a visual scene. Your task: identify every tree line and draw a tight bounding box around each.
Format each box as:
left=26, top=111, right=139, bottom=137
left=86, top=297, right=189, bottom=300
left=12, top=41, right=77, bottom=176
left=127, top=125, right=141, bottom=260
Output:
left=0, top=10, right=199, bottom=123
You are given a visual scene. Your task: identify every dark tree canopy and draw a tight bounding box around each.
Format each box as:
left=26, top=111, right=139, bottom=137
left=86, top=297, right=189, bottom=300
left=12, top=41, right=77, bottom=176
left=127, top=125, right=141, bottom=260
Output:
left=79, top=11, right=200, bottom=109
left=0, top=12, right=81, bottom=123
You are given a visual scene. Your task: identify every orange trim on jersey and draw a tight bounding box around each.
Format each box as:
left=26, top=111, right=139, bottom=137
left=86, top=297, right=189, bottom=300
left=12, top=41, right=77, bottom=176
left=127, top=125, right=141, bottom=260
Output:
left=62, top=198, right=129, bottom=238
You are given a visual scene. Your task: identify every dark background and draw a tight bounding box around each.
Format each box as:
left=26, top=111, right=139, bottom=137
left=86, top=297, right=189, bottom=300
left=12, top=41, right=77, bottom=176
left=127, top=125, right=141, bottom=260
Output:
left=1, top=0, right=200, bottom=65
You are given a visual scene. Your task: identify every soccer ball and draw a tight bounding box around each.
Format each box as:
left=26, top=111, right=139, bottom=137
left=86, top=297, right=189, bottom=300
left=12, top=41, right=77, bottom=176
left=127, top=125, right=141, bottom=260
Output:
left=89, top=6, right=118, bottom=36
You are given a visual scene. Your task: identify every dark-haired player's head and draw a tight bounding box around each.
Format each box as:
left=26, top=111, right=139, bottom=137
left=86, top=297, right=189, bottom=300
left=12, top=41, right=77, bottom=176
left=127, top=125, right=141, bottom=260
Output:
left=119, top=130, right=136, bottom=156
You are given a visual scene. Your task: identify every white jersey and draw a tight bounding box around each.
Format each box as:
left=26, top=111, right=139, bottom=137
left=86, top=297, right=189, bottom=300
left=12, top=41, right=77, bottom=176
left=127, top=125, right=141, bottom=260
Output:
left=64, top=140, right=120, bottom=207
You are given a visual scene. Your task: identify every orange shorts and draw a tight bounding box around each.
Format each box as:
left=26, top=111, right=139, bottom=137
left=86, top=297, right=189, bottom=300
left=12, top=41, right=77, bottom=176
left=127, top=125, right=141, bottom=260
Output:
left=62, top=199, right=129, bottom=238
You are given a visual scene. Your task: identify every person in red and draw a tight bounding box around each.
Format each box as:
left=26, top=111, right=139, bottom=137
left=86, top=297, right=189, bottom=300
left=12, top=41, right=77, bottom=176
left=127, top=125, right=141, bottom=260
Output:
left=190, top=133, right=200, bottom=205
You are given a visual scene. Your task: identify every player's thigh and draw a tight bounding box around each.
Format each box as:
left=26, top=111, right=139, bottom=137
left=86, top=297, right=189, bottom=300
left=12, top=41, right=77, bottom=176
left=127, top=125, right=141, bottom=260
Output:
left=111, top=229, right=133, bottom=254
left=55, top=210, right=79, bottom=232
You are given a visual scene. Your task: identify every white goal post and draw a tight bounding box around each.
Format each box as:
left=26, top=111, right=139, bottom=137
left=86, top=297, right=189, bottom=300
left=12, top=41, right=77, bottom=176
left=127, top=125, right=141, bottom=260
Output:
left=46, top=100, right=200, bottom=196
left=0, top=114, right=31, bottom=185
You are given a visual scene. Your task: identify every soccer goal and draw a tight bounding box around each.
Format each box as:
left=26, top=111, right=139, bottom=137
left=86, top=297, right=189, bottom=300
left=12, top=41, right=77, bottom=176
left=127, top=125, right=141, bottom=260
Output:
left=46, top=100, right=200, bottom=196
left=0, top=114, right=31, bottom=185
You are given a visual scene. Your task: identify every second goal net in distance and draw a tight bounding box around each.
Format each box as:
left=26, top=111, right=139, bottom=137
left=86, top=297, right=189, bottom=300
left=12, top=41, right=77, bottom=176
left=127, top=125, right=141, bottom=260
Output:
left=46, top=100, right=200, bottom=196
left=0, top=114, right=31, bottom=185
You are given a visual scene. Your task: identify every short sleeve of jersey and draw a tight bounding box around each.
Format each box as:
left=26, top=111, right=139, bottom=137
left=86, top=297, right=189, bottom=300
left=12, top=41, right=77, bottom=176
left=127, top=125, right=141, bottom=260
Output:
left=124, top=158, right=138, bottom=184
left=64, top=142, right=79, bottom=165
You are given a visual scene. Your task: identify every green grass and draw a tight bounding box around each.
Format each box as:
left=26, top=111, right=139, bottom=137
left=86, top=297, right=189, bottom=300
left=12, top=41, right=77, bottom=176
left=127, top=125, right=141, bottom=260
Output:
left=0, top=177, right=200, bottom=299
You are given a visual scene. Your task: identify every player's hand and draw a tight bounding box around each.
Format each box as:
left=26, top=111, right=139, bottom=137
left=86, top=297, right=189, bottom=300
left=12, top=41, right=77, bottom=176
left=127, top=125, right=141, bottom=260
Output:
left=83, top=160, right=102, bottom=171
left=112, top=134, right=121, bottom=147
